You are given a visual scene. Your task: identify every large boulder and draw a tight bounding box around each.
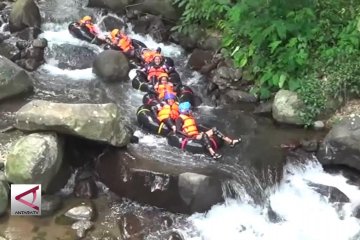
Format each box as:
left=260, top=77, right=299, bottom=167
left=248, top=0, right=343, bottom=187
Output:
left=5, top=132, right=63, bottom=191
left=95, top=148, right=225, bottom=214
left=187, top=49, right=214, bottom=71
left=317, top=115, right=360, bottom=171
left=14, top=100, right=132, bottom=147
left=9, top=0, right=41, bottom=33
left=272, top=90, right=305, bottom=125
left=0, top=130, right=26, bottom=169
left=0, top=173, right=8, bottom=216
left=0, top=55, right=33, bottom=101
left=92, top=50, right=129, bottom=82
left=131, top=0, right=181, bottom=22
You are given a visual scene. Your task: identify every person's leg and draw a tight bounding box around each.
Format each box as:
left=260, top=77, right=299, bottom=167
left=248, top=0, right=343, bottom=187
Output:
left=212, top=127, right=241, bottom=147
left=198, top=132, right=222, bottom=159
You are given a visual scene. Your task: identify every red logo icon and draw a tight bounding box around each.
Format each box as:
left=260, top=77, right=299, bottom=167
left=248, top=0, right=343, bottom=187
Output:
left=15, top=185, right=39, bottom=211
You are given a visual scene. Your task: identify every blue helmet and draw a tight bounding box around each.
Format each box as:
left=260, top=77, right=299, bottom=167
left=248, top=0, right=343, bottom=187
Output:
left=179, top=101, right=191, bottom=113
left=164, top=92, right=176, bottom=101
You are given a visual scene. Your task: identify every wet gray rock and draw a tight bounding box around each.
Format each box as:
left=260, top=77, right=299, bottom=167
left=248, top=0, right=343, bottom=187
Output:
left=353, top=205, right=360, bottom=219
left=55, top=201, right=95, bottom=225
left=9, top=0, right=41, bottom=32
left=178, top=172, right=223, bottom=213
left=100, top=15, right=126, bottom=32
left=210, top=66, right=243, bottom=90
left=0, top=40, right=20, bottom=61
left=187, top=49, right=214, bottom=71
left=127, top=0, right=181, bottom=22
left=313, top=120, right=325, bottom=130
left=46, top=43, right=96, bottom=70
left=167, top=231, right=185, bottom=240
left=15, top=100, right=132, bottom=147
left=15, top=37, right=47, bottom=71
left=74, top=170, right=98, bottom=199
left=169, top=26, right=204, bottom=51
left=0, top=55, right=33, bottom=100
left=253, top=101, right=273, bottom=116
left=317, top=115, right=360, bottom=172
left=220, top=89, right=257, bottom=104
left=13, top=26, right=41, bottom=41
left=65, top=204, right=94, bottom=221
left=0, top=130, right=26, bottom=167
left=93, top=50, right=130, bottom=82
left=87, top=0, right=130, bottom=12
left=118, top=213, right=144, bottom=239
left=72, top=220, right=93, bottom=238
left=132, top=15, right=168, bottom=42
left=0, top=176, right=8, bottom=216
left=96, top=148, right=225, bottom=214
left=272, top=90, right=305, bottom=125
left=41, top=195, right=62, bottom=217
left=307, top=182, right=350, bottom=203
left=5, top=132, right=64, bottom=191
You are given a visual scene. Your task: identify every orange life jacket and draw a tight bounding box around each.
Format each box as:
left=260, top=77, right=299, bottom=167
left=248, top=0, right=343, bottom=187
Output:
left=79, top=20, right=97, bottom=35
left=157, top=103, right=179, bottom=122
left=141, top=50, right=156, bottom=64
left=179, top=114, right=199, bottom=137
left=156, top=83, right=175, bottom=99
left=112, top=34, right=133, bottom=53
left=147, top=66, right=167, bottom=81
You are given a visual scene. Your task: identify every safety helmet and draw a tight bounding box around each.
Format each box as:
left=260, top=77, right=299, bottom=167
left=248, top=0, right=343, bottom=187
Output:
left=82, top=16, right=92, bottom=22
left=164, top=92, right=176, bottom=101
left=179, top=101, right=191, bottom=113
left=158, top=72, right=169, bottom=80
left=111, top=29, right=120, bottom=38
left=156, top=47, right=161, bottom=53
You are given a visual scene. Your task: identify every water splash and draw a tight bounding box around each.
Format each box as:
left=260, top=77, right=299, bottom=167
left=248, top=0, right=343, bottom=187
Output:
left=187, top=161, right=360, bottom=240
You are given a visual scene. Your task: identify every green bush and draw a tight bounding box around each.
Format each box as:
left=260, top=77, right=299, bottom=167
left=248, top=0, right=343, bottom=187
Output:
left=172, top=0, right=360, bottom=124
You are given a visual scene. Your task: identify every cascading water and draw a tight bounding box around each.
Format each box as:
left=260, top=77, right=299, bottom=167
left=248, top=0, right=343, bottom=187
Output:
left=1, top=0, right=360, bottom=238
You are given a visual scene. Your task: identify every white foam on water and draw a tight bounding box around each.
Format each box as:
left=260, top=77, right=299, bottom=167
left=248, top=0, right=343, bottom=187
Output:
left=127, top=24, right=184, bottom=58
left=188, top=161, right=360, bottom=240
left=39, top=63, right=96, bottom=80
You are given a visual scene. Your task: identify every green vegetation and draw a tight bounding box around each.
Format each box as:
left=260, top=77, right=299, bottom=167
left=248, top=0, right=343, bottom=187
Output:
left=172, top=0, right=360, bottom=125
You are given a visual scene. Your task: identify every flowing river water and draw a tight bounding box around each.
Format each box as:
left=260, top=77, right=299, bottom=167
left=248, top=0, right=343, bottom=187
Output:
left=0, top=0, right=360, bottom=239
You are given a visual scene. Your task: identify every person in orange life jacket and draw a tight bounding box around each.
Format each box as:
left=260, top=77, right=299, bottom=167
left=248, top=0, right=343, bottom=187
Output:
left=140, top=47, right=162, bottom=65
left=141, top=54, right=173, bottom=84
left=78, top=16, right=102, bottom=37
left=175, top=102, right=242, bottom=159
left=154, top=73, right=175, bottom=100
left=110, top=29, right=135, bottom=57
left=154, top=92, right=179, bottom=134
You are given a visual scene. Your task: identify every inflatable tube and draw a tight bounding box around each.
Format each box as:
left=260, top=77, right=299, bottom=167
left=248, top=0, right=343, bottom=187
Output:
left=68, top=22, right=106, bottom=45
left=132, top=39, right=147, bottom=50
left=136, top=105, right=170, bottom=136
left=167, top=127, right=223, bottom=154
left=141, top=85, right=196, bottom=106
left=129, top=69, right=182, bottom=92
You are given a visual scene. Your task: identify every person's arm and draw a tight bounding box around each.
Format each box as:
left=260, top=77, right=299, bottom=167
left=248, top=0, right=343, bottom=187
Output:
left=175, top=118, right=183, bottom=132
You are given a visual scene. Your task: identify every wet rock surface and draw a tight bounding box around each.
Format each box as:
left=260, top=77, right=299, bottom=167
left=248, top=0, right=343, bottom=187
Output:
left=307, top=182, right=350, bottom=203
left=95, top=148, right=226, bottom=214
left=5, top=132, right=63, bottom=191
left=14, top=100, right=132, bottom=147
left=317, top=115, right=360, bottom=172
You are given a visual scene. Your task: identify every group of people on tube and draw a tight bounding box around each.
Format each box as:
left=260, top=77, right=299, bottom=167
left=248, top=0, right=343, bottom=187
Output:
left=78, top=16, right=241, bottom=159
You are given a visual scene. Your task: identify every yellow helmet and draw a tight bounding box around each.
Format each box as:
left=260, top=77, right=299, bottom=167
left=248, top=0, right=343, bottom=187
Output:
left=158, top=72, right=169, bottom=80
left=111, top=29, right=120, bottom=38
left=82, top=16, right=92, bottom=22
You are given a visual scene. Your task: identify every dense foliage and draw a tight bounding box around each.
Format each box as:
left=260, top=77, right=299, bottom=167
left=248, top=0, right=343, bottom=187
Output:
left=172, top=0, right=360, bottom=125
